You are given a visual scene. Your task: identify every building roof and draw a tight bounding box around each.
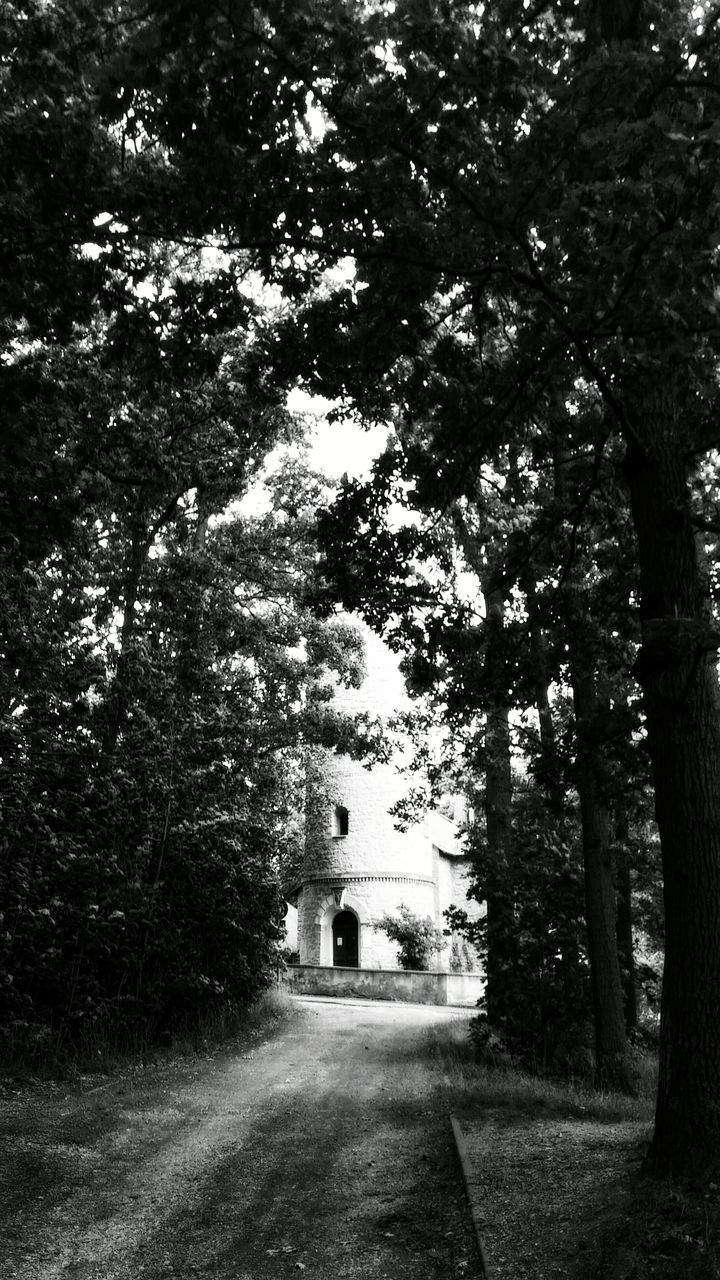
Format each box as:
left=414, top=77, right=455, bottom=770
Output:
left=426, top=809, right=465, bottom=858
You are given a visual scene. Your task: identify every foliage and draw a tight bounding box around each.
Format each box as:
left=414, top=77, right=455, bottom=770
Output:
left=375, top=903, right=445, bottom=972
left=4, top=0, right=720, bottom=1174
left=447, top=934, right=481, bottom=975
left=0, top=187, right=367, bottom=1057
left=241, top=0, right=720, bottom=1161
left=0, top=443, right=366, bottom=1058
left=447, top=781, right=593, bottom=1074
left=0, top=0, right=386, bottom=1061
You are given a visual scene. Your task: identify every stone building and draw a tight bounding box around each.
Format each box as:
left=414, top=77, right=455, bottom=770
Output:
left=294, top=621, right=482, bottom=972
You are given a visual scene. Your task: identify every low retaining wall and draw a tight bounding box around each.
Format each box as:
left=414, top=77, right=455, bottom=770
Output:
left=282, top=964, right=484, bottom=1007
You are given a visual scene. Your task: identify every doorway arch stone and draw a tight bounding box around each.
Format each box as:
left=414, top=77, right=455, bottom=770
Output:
left=315, top=891, right=370, bottom=967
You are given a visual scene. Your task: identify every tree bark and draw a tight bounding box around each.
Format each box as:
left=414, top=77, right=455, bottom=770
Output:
left=570, top=666, right=635, bottom=1091
left=626, top=428, right=720, bottom=1174
left=553, top=425, right=633, bottom=1090
left=614, top=803, right=638, bottom=1036
left=523, top=573, right=564, bottom=810
left=483, top=583, right=515, bottom=1028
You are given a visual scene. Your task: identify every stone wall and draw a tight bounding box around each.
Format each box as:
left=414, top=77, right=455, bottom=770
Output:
left=296, top=619, right=485, bottom=978
left=304, top=749, right=435, bottom=882
left=283, top=963, right=485, bottom=1008
left=297, top=874, right=439, bottom=969
left=300, top=733, right=446, bottom=966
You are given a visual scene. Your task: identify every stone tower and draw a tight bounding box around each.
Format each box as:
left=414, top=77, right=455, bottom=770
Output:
left=295, top=620, right=478, bottom=971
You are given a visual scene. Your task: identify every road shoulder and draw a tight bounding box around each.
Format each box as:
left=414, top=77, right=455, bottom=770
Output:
left=450, top=1112, right=649, bottom=1280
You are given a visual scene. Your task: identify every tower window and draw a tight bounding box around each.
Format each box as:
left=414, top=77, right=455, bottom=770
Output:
left=332, top=805, right=349, bottom=837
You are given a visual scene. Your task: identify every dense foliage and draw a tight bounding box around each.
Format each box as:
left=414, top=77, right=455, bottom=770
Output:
left=0, top=3, right=371, bottom=1055
left=257, top=0, right=720, bottom=1170
left=0, top=383, right=367, bottom=1058
left=4, top=0, right=720, bottom=1179
left=375, top=903, right=445, bottom=972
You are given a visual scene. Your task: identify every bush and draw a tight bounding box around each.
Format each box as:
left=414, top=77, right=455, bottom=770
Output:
left=375, top=903, right=445, bottom=971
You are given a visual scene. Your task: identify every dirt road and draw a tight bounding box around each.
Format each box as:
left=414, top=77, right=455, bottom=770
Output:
left=1, top=996, right=483, bottom=1279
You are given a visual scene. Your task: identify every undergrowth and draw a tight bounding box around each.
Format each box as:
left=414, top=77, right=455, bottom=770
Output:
left=425, top=1016, right=656, bottom=1122
left=428, top=1019, right=720, bottom=1278
left=0, top=985, right=296, bottom=1084
left=591, top=1180, right=720, bottom=1280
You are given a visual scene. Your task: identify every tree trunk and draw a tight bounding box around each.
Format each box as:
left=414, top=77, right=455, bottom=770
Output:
left=626, top=430, right=720, bottom=1175
left=614, top=803, right=638, bottom=1036
left=571, top=667, right=635, bottom=1091
left=523, top=573, right=564, bottom=810
left=483, top=583, right=515, bottom=1028
left=554, top=423, right=633, bottom=1090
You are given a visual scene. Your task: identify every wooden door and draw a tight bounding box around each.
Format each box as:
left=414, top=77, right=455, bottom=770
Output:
left=332, top=910, right=359, bottom=967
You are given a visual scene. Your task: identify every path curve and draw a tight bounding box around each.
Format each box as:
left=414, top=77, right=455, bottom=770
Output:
left=2, top=996, right=483, bottom=1279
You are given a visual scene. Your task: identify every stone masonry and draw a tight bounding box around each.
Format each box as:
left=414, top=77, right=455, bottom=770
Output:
left=294, top=620, right=483, bottom=972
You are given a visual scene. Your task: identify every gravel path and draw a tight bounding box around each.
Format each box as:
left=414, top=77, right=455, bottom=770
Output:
left=1, top=996, right=483, bottom=1279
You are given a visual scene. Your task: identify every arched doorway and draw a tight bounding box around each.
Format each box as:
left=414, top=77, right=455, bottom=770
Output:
left=332, top=910, right=359, bottom=967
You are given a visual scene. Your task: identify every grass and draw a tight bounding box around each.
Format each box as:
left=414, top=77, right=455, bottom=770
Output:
left=593, top=1179, right=720, bottom=1280
left=423, top=1016, right=656, bottom=1122
left=424, top=1019, right=720, bottom=1279
left=0, top=984, right=298, bottom=1086
left=161, top=985, right=297, bottom=1056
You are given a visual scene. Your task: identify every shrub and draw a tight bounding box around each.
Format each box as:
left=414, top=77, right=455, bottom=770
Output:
left=375, top=903, right=445, bottom=971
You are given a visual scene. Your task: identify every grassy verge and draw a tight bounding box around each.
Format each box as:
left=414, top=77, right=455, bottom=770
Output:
left=424, top=1015, right=656, bottom=1121
left=426, top=1018, right=720, bottom=1280
left=0, top=985, right=298, bottom=1086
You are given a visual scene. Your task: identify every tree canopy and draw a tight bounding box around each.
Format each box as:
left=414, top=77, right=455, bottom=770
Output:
left=4, top=0, right=720, bottom=1177
left=1, top=0, right=373, bottom=1055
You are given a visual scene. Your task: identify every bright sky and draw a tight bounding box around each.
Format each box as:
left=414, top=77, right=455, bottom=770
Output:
left=287, top=387, right=389, bottom=481
left=235, top=388, right=389, bottom=518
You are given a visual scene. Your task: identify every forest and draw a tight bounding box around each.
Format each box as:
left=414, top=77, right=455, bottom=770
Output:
left=3, top=0, right=720, bottom=1182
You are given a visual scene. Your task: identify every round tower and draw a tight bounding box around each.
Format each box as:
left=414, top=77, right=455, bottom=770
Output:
left=296, top=621, right=440, bottom=970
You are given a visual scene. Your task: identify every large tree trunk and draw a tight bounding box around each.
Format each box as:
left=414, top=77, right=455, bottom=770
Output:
left=483, top=583, right=515, bottom=1028
left=570, top=667, right=635, bottom=1091
left=554, top=425, right=633, bottom=1089
left=626, top=428, right=720, bottom=1174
